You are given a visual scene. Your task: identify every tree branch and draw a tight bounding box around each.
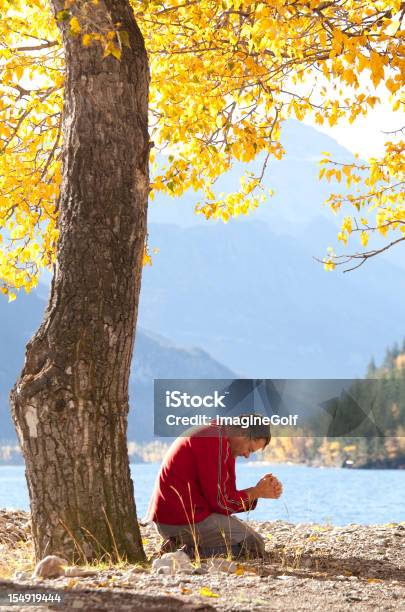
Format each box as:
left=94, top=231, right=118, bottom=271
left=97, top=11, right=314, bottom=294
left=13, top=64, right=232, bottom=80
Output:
left=12, top=41, right=59, bottom=52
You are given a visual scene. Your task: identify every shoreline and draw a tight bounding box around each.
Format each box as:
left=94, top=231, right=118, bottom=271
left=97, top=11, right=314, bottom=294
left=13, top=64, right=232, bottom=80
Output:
left=1, top=457, right=405, bottom=469
left=1, top=438, right=405, bottom=470
left=1, top=507, right=404, bottom=530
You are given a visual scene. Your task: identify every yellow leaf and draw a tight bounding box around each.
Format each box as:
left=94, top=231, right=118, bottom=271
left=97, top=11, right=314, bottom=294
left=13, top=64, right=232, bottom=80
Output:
left=82, top=34, right=92, bottom=47
left=69, top=16, right=81, bottom=35
left=324, top=259, right=336, bottom=272
left=103, top=42, right=121, bottom=60
left=8, top=293, right=17, bottom=302
left=360, top=231, right=369, bottom=247
left=118, top=30, right=131, bottom=49
left=199, top=587, right=220, bottom=598
left=110, top=45, right=122, bottom=61
left=66, top=578, right=78, bottom=588
left=142, top=247, right=152, bottom=266
left=385, top=20, right=400, bottom=36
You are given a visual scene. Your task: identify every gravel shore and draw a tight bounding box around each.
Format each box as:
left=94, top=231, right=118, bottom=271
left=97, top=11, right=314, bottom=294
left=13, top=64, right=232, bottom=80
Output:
left=0, top=510, right=404, bottom=611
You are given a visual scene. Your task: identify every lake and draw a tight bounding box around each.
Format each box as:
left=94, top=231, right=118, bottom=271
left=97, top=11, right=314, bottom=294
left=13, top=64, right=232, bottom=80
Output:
left=1, top=462, right=404, bottom=525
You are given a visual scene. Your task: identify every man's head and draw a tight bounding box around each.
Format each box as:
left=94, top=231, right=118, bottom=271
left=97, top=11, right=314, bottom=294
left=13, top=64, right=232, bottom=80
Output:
left=225, top=418, right=271, bottom=458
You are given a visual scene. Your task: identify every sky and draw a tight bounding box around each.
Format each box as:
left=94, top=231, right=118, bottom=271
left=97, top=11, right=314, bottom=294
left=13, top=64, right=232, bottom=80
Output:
left=302, top=78, right=403, bottom=159
left=305, top=100, right=402, bottom=159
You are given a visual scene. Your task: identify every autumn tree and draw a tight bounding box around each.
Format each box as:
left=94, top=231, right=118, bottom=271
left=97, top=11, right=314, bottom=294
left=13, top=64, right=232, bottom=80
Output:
left=3, top=0, right=150, bottom=563
left=1, top=0, right=403, bottom=562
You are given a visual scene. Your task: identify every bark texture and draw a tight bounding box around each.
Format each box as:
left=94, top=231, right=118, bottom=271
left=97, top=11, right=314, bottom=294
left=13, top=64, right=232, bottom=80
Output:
left=10, top=0, right=149, bottom=563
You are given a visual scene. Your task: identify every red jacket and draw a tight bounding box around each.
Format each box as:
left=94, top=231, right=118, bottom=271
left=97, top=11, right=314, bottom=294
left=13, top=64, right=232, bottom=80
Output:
left=147, top=424, right=258, bottom=525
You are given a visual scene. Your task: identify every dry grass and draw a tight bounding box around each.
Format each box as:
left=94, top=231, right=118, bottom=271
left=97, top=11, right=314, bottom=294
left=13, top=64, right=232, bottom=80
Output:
left=0, top=537, right=151, bottom=580
left=0, top=539, right=35, bottom=580
left=0, top=511, right=266, bottom=583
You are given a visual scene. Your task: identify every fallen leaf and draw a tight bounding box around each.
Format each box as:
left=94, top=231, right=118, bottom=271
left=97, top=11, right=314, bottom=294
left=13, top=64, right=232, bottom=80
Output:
left=200, top=587, right=220, bottom=598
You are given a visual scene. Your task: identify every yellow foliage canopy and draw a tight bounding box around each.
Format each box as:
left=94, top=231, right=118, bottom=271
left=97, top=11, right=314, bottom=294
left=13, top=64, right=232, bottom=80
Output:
left=0, top=0, right=404, bottom=292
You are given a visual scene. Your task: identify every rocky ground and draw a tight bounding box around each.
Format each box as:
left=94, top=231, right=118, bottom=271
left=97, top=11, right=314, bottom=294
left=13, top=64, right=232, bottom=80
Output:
left=0, top=510, right=404, bottom=611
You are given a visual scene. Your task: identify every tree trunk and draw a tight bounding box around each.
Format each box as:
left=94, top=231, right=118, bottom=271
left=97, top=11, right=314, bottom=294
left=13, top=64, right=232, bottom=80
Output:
left=9, top=0, right=149, bottom=564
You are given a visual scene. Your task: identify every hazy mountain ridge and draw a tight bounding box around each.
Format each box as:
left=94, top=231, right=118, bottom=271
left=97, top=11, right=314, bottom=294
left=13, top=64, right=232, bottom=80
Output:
left=139, top=119, right=404, bottom=377
left=0, top=294, right=235, bottom=443
left=138, top=218, right=405, bottom=379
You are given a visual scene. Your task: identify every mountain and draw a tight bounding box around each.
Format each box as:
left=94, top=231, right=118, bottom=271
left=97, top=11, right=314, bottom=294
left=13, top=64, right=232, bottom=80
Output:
left=0, top=293, right=235, bottom=443
left=136, top=119, right=405, bottom=377
left=137, top=217, right=405, bottom=379
left=128, top=329, right=235, bottom=440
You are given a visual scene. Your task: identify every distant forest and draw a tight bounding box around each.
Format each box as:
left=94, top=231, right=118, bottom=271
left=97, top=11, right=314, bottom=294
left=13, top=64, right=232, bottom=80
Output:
left=262, top=340, right=405, bottom=469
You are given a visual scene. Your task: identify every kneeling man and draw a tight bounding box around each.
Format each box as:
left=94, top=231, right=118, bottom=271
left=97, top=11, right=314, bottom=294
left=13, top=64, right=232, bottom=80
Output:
left=146, top=419, right=282, bottom=558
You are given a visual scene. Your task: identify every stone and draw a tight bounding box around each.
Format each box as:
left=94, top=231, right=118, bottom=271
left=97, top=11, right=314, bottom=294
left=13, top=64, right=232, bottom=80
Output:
left=32, top=555, right=69, bottom=579
left=152, top=550, right=195, bottom=575
left=13, top=570, right=31, bottom=580
left=123, top=566, right=146, bottom=579
left=64, top=567, right=98, bottom=577
left=347, top=595, right=362, bottom=602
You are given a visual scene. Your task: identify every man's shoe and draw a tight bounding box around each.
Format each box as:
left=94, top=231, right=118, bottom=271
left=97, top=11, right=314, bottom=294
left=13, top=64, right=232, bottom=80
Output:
left=158, top=536, right=179, bottom=555
left=179, top=543, right=197, bottom=559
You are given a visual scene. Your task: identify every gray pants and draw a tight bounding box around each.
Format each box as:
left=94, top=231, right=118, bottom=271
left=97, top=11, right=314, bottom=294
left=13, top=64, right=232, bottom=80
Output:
left=154, top=513, right=265, bottom=556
